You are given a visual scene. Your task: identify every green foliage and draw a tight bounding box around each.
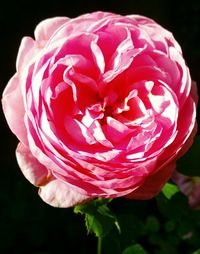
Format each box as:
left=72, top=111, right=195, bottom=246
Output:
left=145, top=215, right=160, bottom=233
left=73, top=185, right=200, bottom=254
left=100, top=189, right=200, bottom=254
left=156, top=192, right=189, bottom=220
left=192, top=249, right=200, bottom=254
left=161, top=182, right=179, bottom=199
left=122, top=244, right=148, bottom=254
left=74, top=198, right=120, bottom=238
left=177, top=135, right=200, bottom=176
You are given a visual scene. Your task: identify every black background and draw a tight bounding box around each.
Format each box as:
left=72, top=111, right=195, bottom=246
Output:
left=0, top=0, right=200, bottom=253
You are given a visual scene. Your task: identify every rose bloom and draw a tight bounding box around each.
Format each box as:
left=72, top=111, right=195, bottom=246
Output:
left=2, top=12, right=197, bottom=207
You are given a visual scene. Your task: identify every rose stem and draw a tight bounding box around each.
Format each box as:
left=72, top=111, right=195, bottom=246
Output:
left=97, top=237, right=102, bottom=254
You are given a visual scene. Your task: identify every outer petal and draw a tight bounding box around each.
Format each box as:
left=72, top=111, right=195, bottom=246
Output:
left=125, top=163, right=176, bottom=199
left=16, top=142, right=91, bottom=207
left=16, top=142, right=51, bottom=186
left=2, top=74, right=28, bottom=145
left=16, top=37, right=39, bottom=72
left=191, top=81, right=198, bottom=106
left=34, top=17, right=70, bottom=42
left=16, top=17, right=69, bottom=72
left=39, top=179, right=91, bottom=208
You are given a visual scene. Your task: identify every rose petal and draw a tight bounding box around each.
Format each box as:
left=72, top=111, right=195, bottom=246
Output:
left=16, top=142, right=51, bottom=186
left=103, top=28, right=145, bottom=82
left=126, top=162, right=176, bottom=199
left=2, top=74, right=28, bottom=145
left=190, top=81, right=198, bottom=106
left=34, top=17, right=69, bottom=43
left=39, top=179, right=91, bottom=208
left=64, top=116, right=96, bottom=145
left=103, top=117, right=133, bottom=143
left=88, top=120, right=114, bottom=148
left=16, top=37, right=39, bottom=72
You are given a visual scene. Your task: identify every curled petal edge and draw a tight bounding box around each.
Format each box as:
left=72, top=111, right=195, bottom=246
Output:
left=39, top=179, right=92, bottom=208
left=2, top=74, right=28, bottom=145
left=34, top=17, right=70, bottom=42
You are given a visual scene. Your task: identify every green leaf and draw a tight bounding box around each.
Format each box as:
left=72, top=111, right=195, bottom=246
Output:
left=122, top=244, right=148, bottom=254
left=177, top=135, right=200, bottom=176
left=145, top=215, right=160, bottom=233
left=74, top=198, right=120, bottom=237
left=156, top=193, right=169, bottom=217
left=161, top=182, right=179, bottom=199
left=156, top=192, right=189, bottom=220
left=191, top=249, right=200, bottom=254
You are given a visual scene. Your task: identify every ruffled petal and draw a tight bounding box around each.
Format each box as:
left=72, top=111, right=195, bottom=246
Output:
left=34, top=17, right=69, bottom=42
left=2, top=74, right=28, bottom=145
left=16, top=37, right=39, bottom=72
left=39, top=179, right=91, bottom=208
left=16, top=142, right=51, bottom=186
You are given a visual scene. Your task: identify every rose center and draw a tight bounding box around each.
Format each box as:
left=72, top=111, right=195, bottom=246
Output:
left=102, top=105, right=113, bottom=117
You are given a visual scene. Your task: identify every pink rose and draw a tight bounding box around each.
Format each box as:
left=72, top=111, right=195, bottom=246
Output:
left=2, top=12, right=197, bottom=207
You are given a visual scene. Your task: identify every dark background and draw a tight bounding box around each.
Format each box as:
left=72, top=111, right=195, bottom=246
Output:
left=0, top=0, right=200, bottom=253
